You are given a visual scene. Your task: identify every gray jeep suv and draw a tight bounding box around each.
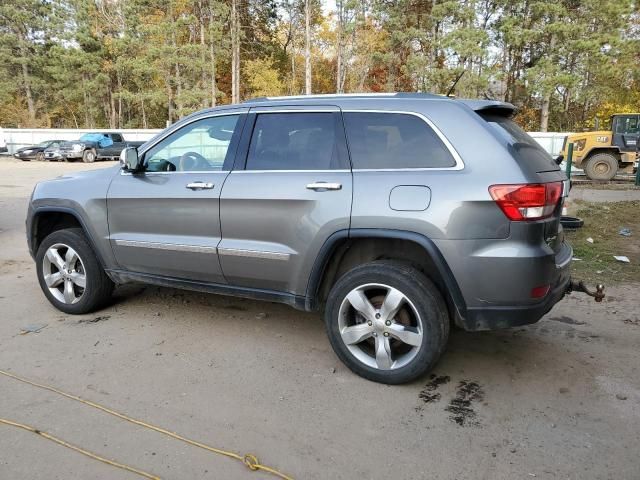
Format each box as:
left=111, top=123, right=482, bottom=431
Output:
left=27, top=93, right=575, bottom=384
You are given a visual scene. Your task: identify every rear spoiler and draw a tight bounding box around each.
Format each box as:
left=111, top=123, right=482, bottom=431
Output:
left=458, top=99, right=517, bottom=118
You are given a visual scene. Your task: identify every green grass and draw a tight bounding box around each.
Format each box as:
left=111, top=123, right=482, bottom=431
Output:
left=564, top=201, right=640, bottom=284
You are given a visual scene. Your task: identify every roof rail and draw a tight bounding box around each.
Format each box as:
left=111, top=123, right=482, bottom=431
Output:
left=242, top=92, right=444, bottom=103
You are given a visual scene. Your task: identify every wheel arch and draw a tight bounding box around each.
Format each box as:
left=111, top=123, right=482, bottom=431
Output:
left=305, top=229, right=467, bottom=324
left=582, top=147, right=621, bottom=165
left=29, top=207, right=107, bottom=268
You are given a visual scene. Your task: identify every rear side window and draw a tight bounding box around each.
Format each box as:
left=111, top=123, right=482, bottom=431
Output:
left=246, top=112, right=346, bottom=170
left=111, top=133, right=124, bottom=142
left=481, top=114, right=559, bottom=172
left=342, top=112, right=456, bottom=169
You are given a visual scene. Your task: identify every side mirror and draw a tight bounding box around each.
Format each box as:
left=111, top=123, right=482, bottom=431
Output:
left=120, top=147, right=141, bottom=172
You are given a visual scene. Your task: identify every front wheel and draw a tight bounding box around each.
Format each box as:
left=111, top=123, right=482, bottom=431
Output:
left=324, top=261, right=449, bottom=384
left=82, top=149, right=97, bottom=163
left=584, top=153, right=618, bottom=181
left=35, top=228, right=114, bottom=314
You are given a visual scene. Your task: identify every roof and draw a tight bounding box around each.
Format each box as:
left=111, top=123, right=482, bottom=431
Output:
left=243, top=93, right=516, bottom=113
left=183, top=93, right=516, bottom=121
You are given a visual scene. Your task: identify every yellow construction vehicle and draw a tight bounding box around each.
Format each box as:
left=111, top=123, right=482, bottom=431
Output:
left=559, top=113, right=639, bottom=180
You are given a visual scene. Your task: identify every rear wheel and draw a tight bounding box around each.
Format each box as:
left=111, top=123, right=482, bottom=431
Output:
left=35, top=228, right=113, bottom=314
left=324, top=261, right=449, bottom=384
left=584, top=153, right=618, bottom=181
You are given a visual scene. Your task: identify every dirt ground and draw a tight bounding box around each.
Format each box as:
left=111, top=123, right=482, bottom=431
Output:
left=1, top=157, right=639, bottom=480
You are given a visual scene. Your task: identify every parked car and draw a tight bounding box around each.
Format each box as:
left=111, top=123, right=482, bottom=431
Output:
left=44, top=143, right=65, bottom=162
left=13, top=140, right=66, bottom=161
left=58, top=132, right=144, bottom=162
left=26, top=93, right=600, bottom=384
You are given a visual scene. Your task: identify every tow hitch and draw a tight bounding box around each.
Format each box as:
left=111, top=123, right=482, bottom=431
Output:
left=567, top=279, right=605, bottom=302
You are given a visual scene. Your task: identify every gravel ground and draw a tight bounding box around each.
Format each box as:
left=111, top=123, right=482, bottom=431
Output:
left=1, top=157, right=639, bottom=480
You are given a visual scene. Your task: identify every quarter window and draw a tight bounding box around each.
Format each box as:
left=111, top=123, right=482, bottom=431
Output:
left=246, top=112, right=346, bottom=170
left=144, top=115, right=240, bottom=172
left=342, top=112, right=456, bottom=169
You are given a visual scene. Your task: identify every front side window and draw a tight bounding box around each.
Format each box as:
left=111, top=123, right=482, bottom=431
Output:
left=246, top=112, right=345, bottom=170
left=614, top=116, right=639, bottom=135
left=144, top=114, right=240, bottom=172
left=343, top=112, right=456, bottom=169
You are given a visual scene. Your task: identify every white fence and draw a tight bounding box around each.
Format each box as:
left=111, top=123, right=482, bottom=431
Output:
left=2, top=128, right=162, bottom=154
left=2, top=127, right=568, bottom=156
left=528, top=132, right=568, bottom=156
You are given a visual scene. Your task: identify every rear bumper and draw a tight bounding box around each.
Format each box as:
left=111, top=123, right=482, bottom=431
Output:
left=457, top=242, right=572, bottom=331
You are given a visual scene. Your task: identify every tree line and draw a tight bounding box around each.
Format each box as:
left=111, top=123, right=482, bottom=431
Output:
left=1, top=0, right=638, bottom=131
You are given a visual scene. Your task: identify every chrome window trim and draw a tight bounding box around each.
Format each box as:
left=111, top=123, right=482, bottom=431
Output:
left=137, top=109, right=248, bottom=158
left=230, top=169, right=350, bottom=174
left=218, top=247, right=290, bottom=261
left=114, top=239, right=217, bottom=253
left=341, top=109, right=464, bottom=171
left=120, top=170, right=230, bottom=176
left=249, top=107, right=340, bottom=114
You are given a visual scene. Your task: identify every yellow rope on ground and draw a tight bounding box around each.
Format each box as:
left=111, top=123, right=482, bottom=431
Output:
left=0, top=417, right=161, bottom=480
left=0, top=369, right=293, bottom=480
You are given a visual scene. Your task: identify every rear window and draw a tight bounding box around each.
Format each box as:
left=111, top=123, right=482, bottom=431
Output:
left=342, top=112, right=456, bottom=169
left=481, top=114, right=559, bottom=172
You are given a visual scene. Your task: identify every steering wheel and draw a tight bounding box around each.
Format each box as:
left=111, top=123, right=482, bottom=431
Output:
left=178, top=151, right=209, bottom=171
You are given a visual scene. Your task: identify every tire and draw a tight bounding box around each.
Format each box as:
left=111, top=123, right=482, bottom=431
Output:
left=35, top=228, right=114, bottom=314
left=82, top=149, right=97, bottom=163
left=584, top=153, right=618, bottom=181
left=324, top=260, right=449, bottom=384
left=560, top=216, right=584, bottom=230
left=36, top=152, right=45, bottom=162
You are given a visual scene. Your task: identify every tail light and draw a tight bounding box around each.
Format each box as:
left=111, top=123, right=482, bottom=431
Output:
left=489, top=182, right=563, bottom=221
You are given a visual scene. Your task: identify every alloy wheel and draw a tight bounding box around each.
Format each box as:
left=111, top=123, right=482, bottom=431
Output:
left=42, top=243, right=87, bottom=304
left=338, top=283, right=423, bottom=370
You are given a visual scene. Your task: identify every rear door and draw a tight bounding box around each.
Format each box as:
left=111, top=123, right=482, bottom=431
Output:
left=107, top=110, right=246, bottom=282
left=218, top=106, right=352, bottom=294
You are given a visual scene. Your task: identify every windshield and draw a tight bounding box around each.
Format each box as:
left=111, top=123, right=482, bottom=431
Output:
left=79, top=133, right=106, bottom=142
left=38, top=141, right=52, bottom=147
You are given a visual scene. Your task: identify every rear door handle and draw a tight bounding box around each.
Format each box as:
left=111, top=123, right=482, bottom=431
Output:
left=306, top=182, right=342, bottom=191
left=186, top=182, right=214, bottom=190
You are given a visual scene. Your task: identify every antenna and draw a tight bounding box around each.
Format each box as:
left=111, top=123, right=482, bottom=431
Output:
left=446, top=70, right=466, bottom=97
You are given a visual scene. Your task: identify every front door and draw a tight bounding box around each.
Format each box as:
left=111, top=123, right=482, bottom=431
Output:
left=107, top=111, right=246, bottom=283
left=218, top=107, right=352, bottom=294
left=612, top=114, right=640, bottom=152
left=106, top=133, right=125, bottom=157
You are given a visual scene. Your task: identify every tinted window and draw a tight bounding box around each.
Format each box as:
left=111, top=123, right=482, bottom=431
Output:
left=145, top=114, right=240, bottom=172
left=342, top=112, right=456, bottom=169
left=482, top=114, right=559, bottom=172
left=614, top=115, right=639, bottom=135
left=111, top=133, right=124, bottom=142
left=246, top=113, right=345, bottom=170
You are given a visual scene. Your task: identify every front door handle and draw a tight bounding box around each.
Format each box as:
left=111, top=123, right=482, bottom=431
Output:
left=186, top=182, right=214, bottom=190
left=306, top=182, right=342, bottom=191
